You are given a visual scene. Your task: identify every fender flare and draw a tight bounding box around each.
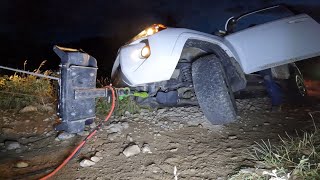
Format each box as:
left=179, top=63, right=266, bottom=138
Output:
left=181, top=39, right=247, bottom=92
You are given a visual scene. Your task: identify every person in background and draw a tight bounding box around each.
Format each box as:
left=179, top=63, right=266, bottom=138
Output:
left=258, top=68, right=283, bottom=112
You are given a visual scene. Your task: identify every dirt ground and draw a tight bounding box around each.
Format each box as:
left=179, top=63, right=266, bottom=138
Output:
left=0, top=96, right=319, bottom=180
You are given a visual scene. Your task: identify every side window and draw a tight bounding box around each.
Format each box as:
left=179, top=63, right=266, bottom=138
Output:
left=234, top=7, right=294, bottom=32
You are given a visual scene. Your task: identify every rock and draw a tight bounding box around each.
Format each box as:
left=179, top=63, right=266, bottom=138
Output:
left=240, top=168, right=256, bottom=174
left=106, top=122, right=129, bottom=134
left=57, top=132, right=75, bottom=141
left=5, top=141, right=21, bottom=150
left=228, top=135, right=237, bottom=140
left=159, top=164, right=172, bottom=173
left=77, top=131, right=90, bottom=137
left=95, top=151, right=103, bottom=157
left=169, top=148, right=178, bottom=152
left=123, top=145, right=140, bottom=157
left=141, top=144, right=152, bottom=154
left=90, top=156, right=101, bottom=163
left=38, top=105, right=54, bottom=112
left=164, top=157, right=180, bottom=164
left=147, top=163, right=162, bottom=173
left=126, top=134, right=133, bottom=142
left=179, top=124, right=184, bottom=128
left=2, top=117, right=10, bottom=122
left=140, top=109, right=149, bottom=113
left=231, top=156, right=238, bottom=160
left=157, top=109, right=166, bottom=114
left=249, top=106, right=256, bottom=111
left=19, top=105, right=38, bottom=113
left=25, top=120, right=30, bottom=123
left=263, top=122, right=270, bottom=126
left=107, top=133, right=119, bottom=141
left=43, top=118, right=50, bottom=122
left=252, top=127, right=258, bottom=131
left=16, top=161, right=29, bottom=168
left=89, top=122, right=97, bottom=129
left=125, top=111, right=130, bottom=116
left=2, top=127, right=15, bottom=135
left=226, top=147, right=232, bottom=151
left=15, top=149, right=22, bottom=153
left=80, top=159, right=95, bottom=167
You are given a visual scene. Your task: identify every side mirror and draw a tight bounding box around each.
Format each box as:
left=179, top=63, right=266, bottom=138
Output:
left=224, top=17, right=236, bottom=34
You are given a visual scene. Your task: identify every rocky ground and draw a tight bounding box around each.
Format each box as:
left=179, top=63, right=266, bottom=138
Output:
left=0, top=96, right=319, bottom=180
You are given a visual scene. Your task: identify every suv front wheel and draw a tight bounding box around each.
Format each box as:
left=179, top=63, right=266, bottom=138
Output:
left=192, top=54, right=237, bottom=124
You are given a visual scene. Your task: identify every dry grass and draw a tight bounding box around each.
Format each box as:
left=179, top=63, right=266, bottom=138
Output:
left=0, top=61, right=56, bottom=109
left=250, top=131, right=320, bottom=179
left=231, top=129, right=320, bottom=179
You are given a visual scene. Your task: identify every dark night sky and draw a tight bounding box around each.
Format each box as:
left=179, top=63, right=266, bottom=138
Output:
left=2, top=0, right=320, bottom=43
left=1, top=0, right=320, bottom=74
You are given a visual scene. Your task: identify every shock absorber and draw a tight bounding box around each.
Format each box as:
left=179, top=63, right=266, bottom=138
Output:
left=179, top=63, right=193, bottom=83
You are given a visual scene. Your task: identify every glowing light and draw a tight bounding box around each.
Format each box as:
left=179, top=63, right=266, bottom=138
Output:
left=146, top=28, right=154, bottom=36
left=141, top=46, right=151, bottom=58
left=126, top=24, right=167, bottom=44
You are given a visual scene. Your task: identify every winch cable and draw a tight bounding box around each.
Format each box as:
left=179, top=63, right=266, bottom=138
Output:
left=40, top=85, right=116, bottom=180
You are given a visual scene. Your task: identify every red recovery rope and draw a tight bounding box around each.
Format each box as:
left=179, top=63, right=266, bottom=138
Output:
left=40, top=86, right=116, bottom=180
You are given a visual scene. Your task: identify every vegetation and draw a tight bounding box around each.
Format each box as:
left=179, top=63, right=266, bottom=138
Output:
left=95, top=76, right=142, bottom=116
left=0, top=62, right=142, bottom=115
left=231, top=116, right=320, bottom=180
left=96, top=96, right=141, bottom=117
left=0, top=61, right=56, bottom=110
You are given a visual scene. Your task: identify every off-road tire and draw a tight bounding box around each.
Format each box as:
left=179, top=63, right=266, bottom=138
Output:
left=192, top=54, right=237, bottom=124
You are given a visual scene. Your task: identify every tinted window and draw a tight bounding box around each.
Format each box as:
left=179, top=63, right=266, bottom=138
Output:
left=234, top=6, right=294, bottom=32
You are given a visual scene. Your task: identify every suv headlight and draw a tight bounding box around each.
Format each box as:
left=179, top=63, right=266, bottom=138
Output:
left=127, top=24, right=166, bottom=44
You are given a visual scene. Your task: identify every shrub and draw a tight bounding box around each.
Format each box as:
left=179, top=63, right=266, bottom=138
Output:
left=0, top=61, right=56, bottom=109
left=96, top=96, right=141, bottom=117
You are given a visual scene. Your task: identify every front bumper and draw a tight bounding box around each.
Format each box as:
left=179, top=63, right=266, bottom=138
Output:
left=111, top=66, right=131, bottom=87
left=111, top=28, right=185, bottom=86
